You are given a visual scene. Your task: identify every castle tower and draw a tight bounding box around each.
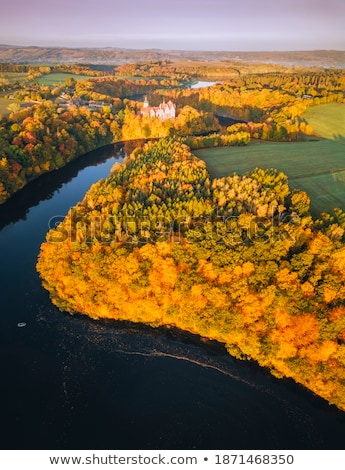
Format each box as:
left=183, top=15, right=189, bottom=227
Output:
left=143, top=96, right=149, bottom=108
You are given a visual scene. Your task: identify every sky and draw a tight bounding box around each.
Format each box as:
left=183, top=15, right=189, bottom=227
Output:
left=1, top=0, right=344, bottom=51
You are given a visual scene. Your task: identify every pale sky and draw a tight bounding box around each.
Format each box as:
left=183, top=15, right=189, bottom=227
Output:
left=1, top=0, right=344, bottom=51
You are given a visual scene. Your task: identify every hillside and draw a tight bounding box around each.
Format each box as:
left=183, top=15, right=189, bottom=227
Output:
left=1, top=44, right=345, bottom=68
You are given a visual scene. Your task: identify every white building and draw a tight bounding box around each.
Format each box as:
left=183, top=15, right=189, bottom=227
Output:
left=141, top=96, right=176, bottom=120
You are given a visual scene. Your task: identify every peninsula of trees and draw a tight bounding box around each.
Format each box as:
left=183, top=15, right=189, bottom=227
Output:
left=37, top=138, right=345, bottom=412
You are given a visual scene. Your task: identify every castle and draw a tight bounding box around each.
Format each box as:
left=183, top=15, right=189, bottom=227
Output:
left=141, top=96, right=176, bottom=120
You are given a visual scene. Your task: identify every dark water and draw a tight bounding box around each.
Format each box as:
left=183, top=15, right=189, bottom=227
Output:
left=1, top=143, right=345, bottom=450
left=215, top=114, right=247, bottom=126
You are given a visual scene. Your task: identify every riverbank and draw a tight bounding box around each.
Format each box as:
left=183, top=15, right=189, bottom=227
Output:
left=0, top=101, right=116, bottom=204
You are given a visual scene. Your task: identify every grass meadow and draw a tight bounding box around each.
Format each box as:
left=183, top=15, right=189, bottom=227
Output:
left=0, top=72, right=28, bottom=85
left=303, top=103, right=345, bottom=142
left=0, top=97, right=22, bottom=116
left=195, top=139, right=345, bottom=215
left=37, top=73, right=93, bottom=85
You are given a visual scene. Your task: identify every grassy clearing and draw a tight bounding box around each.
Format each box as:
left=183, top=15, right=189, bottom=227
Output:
left=36, top=73, right=93, bottom=85
left=0, top=97, right=22, bottom=116
left=303, top=103, right=345, bottom=142
left=0, top=72, right=28, bottom=84
left=195, top=140, right=345, bottom=215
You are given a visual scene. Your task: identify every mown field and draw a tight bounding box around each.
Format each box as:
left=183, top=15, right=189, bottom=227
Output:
left=0, top=97, right=22, bottom=116
left=0, top=71, right=28, bottom=84
left=36, top=73, right=93, bottom=85
left=195, top=139, right=345, bottom=215
left=303, top=103, right=345, bottom=142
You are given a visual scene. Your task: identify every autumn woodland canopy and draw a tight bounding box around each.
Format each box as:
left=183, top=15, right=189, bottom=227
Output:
left=2, top=61, right=345, bottom=411
left=37, top=138, right=345, bottom=412
left=1, top=63, right=344, bottom=202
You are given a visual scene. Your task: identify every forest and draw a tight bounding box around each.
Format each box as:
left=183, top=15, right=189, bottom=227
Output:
left=37, top=138, right=345, bottom=412
left=0, top=63, right=344, bottom=203
left=0, top=102, right=115, bottom=203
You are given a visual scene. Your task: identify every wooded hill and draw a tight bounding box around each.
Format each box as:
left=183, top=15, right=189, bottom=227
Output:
left=1, top=45, right=345, bottom=68
left=37, top=138, right=345, bottom=412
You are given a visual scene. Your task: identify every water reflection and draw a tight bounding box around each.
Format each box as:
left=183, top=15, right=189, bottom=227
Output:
left=0, top=140, right=151, bottom=230
left=190, top=81, right=219, bottom=89
left=0, top=144, right=119, bottom=230
left=30, top=306, right=345, bottom=450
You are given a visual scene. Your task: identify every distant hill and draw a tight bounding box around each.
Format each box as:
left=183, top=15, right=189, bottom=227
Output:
left=0, top=45, right=345, bottom=68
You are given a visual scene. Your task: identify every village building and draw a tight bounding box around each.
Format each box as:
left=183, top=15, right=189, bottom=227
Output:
left=141, top=96, right=176, bottom=120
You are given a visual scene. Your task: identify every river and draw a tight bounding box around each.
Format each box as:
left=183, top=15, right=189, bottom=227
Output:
left=190, top=81, right=219, bottom=89
left=1, top=143, right=345, bottom=450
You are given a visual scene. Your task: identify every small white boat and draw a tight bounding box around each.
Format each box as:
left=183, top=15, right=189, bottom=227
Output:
left=17, top=322, right=27, bottom=328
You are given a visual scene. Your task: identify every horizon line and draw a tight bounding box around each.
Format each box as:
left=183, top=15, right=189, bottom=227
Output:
left=0, top=43, right=344, bottom=54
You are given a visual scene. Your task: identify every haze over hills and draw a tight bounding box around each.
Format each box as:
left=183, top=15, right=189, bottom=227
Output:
left=0, top=44, right=345, bottom=68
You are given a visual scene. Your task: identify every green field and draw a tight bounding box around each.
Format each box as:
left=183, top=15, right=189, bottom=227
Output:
left=0, top=72, right=28, bottom=85
left=304, top=103, right=345, bottom=142
left=195, top=140, right=345, bottom=215
left=0, top=97, right=22, bottom=116
left=37, top=73, right=93, bottom=85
